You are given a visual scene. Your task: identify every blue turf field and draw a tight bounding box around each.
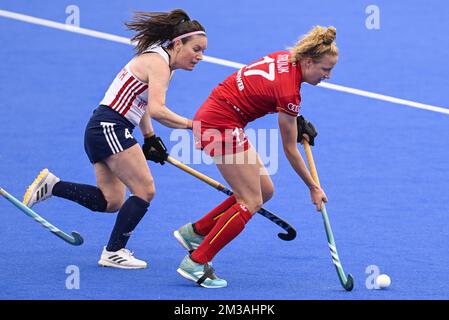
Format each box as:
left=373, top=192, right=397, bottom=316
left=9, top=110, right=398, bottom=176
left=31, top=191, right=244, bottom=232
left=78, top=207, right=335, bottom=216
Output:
left=1, top=0, right=449, bottom=300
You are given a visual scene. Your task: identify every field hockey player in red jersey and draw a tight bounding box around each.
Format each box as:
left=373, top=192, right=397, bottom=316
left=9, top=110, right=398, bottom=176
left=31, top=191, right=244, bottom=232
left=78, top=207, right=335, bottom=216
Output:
left=149, top=25, right=337, bottom=288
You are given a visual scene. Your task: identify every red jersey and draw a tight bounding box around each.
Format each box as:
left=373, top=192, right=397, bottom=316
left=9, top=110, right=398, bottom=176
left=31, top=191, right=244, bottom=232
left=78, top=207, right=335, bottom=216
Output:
left=210, top=51, right=302, bottom=125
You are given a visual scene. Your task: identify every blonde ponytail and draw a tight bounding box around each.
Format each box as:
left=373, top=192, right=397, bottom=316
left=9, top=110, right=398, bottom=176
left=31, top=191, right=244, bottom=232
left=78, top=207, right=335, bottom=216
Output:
left=290, top=26, right=338, bottom=63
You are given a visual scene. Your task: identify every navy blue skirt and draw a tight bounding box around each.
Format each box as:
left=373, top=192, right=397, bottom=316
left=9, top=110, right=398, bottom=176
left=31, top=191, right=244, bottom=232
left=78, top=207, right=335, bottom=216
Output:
left=84, top=105, right=138, bottom=163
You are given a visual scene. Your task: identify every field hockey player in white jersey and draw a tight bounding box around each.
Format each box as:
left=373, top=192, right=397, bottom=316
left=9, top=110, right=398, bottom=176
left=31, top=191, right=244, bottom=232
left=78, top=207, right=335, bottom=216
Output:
left=22, top=9, right=207, bottom=269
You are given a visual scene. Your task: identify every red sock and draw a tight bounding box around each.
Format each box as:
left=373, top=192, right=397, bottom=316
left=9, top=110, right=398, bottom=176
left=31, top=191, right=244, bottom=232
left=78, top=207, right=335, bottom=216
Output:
left=193, top=195, right=236, bottom=236
left=191, top=203, right=252, bottom=264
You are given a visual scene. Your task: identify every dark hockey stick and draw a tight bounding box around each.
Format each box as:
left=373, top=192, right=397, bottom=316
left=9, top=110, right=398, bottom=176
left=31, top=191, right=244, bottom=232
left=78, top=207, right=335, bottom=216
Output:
left=167, top=156, right=297, bottom=241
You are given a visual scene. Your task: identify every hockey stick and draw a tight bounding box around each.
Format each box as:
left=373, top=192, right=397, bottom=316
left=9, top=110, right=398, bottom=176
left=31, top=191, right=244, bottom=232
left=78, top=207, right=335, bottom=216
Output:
left=167, top=156, right=297, bottom=241
left=302, top=141, right=354, bottom=291
left=0, top=187, right=84, bottom=246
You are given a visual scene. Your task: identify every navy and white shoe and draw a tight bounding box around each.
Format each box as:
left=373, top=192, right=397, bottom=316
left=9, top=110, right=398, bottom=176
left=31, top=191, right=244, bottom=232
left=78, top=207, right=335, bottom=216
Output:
left=23, top=168, right=60, bottom=208
left=98, top=247, right=147, bottom=269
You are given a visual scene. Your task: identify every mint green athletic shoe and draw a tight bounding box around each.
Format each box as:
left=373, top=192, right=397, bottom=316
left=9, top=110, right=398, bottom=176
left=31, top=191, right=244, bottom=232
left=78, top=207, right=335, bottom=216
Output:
left=173, top=223, right=204, bottom=252
left=177, top=255, right=227, bottom=288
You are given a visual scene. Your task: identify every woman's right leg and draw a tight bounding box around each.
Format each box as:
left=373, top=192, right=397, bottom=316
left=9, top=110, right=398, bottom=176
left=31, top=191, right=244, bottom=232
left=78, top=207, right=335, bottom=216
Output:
left=188, top=145, right=274, bottom=238
left=189, top=146, right=262, bottom=264
left=97, top=144, right=154, bottom=269
left=177, top=146, right=264, bottom=288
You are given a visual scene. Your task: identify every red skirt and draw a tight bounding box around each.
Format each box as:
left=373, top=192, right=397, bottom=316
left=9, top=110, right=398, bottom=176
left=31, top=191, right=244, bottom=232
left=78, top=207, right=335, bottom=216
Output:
left=193, top=94, right=249, bottom=157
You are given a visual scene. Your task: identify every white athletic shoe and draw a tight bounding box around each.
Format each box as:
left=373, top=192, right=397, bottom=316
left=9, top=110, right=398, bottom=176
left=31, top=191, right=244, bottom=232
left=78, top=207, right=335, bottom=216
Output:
left=23, top=168, right=60, bottom=208
left=98, top=247, right=147, bottom=269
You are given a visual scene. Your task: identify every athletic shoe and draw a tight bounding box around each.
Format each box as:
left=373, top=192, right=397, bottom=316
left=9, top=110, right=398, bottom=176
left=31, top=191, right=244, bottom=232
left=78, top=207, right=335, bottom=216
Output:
left=177, top=255, right=227, bottom=288
left=23, top=168, right=60, bottom=208
left=98, top=247, right=147, bottom=269
left=173, top=223, right=204, bottom=252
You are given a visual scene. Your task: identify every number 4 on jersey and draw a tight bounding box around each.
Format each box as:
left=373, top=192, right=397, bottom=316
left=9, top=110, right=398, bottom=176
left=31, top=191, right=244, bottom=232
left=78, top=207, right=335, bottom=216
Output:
left=125, top=128, right=133, bottom=139
left=243, top=56, right=275, bottom=81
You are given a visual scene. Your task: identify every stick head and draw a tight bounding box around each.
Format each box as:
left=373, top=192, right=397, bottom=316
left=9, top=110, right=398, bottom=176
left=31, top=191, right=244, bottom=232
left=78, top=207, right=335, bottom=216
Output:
left=343, top=273, right=354, bottom=291
left=278, top=228, right=297, bottom=241
left=70, top=231, right=84, bottom=246
left=53, top=230, right=84, bottom=246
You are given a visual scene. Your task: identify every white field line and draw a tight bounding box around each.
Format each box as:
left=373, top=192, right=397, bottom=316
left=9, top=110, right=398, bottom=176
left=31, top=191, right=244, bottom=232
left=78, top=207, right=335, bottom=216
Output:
left=1, top=9, right=448, bottom=115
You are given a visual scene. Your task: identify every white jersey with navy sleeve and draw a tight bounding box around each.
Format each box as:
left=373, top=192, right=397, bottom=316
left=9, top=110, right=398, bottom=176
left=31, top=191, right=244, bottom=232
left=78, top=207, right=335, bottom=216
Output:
left=99, top=45, right=172, bottom=127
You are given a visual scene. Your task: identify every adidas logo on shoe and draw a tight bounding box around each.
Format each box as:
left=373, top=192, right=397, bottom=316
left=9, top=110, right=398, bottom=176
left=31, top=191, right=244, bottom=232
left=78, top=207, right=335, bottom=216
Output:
left=23, top=168, right=60, bottom=208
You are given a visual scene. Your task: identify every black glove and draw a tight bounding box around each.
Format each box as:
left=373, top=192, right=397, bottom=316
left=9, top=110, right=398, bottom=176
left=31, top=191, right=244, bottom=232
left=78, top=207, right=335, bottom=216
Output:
left=142, top=134, right=168, bottom=165
left=296, top=115, right=318, bottom=146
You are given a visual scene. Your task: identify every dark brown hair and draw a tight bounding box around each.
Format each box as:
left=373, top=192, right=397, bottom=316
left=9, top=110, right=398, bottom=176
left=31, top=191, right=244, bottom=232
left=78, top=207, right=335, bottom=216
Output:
left=125, top=9, right=206, bottom=55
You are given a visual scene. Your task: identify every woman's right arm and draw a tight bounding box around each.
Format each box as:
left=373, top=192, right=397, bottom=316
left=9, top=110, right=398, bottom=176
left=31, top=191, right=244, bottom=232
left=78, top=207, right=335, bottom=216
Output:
left=133, top=54, right=192, bottom=129
left=278, top=112, right=327, bottom=210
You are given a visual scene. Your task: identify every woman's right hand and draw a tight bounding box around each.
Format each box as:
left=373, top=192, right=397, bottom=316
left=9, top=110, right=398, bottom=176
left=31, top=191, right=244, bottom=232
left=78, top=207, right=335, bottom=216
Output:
left=142, top=134, right=169, bottom=165
left=309, top=185, right=328, bottom=211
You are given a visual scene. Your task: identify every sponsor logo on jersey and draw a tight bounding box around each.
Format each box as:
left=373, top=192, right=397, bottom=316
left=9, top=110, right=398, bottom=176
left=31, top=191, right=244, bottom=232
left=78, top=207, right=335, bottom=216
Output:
left=136, top=98, right=147, bottom=110
left=287, top=103, right=300, bottom=113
